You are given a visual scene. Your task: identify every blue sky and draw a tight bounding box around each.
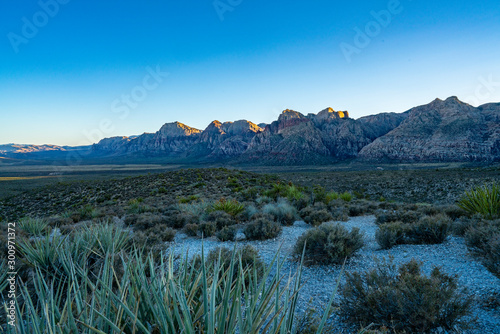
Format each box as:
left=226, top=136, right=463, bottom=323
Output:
left=1, top=0, right=499, bottom=146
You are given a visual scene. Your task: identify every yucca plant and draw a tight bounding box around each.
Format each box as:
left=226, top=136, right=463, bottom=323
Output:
left=458, top=183, right=500, bottom=219
left=211, top=198, right=245, bottom=217
left=18, top=233, right=66, bottom=274
left=18, top=217, right=49, bottom=237
left=7, top=243, right=339, bottom=333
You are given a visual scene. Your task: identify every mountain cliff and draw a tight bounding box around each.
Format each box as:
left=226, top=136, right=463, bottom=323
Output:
left=4, top=97, right=499, bottom=165
left=358, top=97, right=500, bottom=162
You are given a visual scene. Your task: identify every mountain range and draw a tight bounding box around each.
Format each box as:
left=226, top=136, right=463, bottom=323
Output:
left=2, top=97, right=499, bottom=165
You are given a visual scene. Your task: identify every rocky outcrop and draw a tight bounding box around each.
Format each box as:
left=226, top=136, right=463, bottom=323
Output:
left=358, top=97, right=500, bottom=162
left=75, top=97, right=500, bottom=164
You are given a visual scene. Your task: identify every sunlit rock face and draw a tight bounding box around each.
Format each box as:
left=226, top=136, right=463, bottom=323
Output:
left=89, top=97, right=500, bottom=164
left=358, top=97, right=500, bottom=162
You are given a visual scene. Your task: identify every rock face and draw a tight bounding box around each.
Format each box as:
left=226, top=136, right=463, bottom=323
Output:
left=358, top=97, right=500, bottom=162
left=86, top=96, right=500, bottom=164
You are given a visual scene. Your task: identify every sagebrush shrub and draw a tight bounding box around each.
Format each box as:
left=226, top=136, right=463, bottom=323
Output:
left=376, top=222, right=408, bottom=249
left=376, top=214, right=451, bottom=249
left=199, top=221, right=217, bottom=237
left=217, top=226, right=236, bottom=242
left=340, top=259, right=473, bottom=333
left=464, top=219, right=500, bottom=277
left=262, top=199, right=297, bottom=226
left=406, top=214, right=451, bottom=244
left=244, top=217, right=282, bottom=240
left=294, top=222, right=364, bottom=265
left=300, top=205, right=334, bottom=226
left=183, top=223, right=199, bottom=237
left=375, top=209, right=421, bottom=225
left=207, top=210, right=237, bottom=229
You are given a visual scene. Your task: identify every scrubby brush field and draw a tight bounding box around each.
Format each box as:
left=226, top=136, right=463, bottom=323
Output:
left=0, top=167, right=499, bottom=333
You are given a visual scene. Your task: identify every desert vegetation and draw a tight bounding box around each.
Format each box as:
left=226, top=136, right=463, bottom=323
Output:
left=0, top=167, right=498, bottom=332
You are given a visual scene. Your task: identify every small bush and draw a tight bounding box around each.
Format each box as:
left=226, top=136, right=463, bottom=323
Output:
left=324, top=191, right=340, bottom=204
left=464, top=220, right=500, bottom=277
left=375, top=209, right=421, bottom=225
left=132, top=213, right=169, bottom=231
left=406, top=214, right=451, bottom=244
left=178, top=195, right=199, bottom=204
left=262, top=199, right=297, bottom=226
left=184, top=223, right=199, bottom=237
left=329, top=206, right=349, bottom=222
left=294, top=223, right=364, bottom=265
left=127, top=200, right=151, bottom=214
left=193, top=245, right=265, bottom=283
left=168, top=212, right=199, bottom=229
left=376, top=214, right=451, bottom=249
left=199, top=221, right=217, bottom=237
left=244, top=217, right=282, bottom=241
left=458, top=183, right=500, bottom=219
left=340, top=259, right=473, bottom=333
left=206, top=210, right=237, bottom=229
left=300, top=205, right=334, bottom=226
left=217, top=226, right=236, bottom=242
left=339, top=192, right=353, bottom=202
left=376, top=222, right=408, bottom=249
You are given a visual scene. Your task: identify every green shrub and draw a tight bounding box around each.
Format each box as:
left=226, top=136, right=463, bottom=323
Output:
left=328, top=206, right=349, bottom=222
left=458, top=183, right=500, bottom=219
left=244, top=217, right=282, bottom=240
left=199, top=221, right=217, bottom=237
left=339, top=192, right=352, bottom=202
left=340, top=259, right=473, bottom=333
left=206, top=210, right=237, bottom=229
left=406, top=214, right=451, bottom=244
left=324, top=191, right=340, bottom=204
left=262, top=199, right=297, bottom=226
left=132, top=213, right=169, bottom=231
left=312, top=185, right=327, bottom=204
left=18, top=217, right=49, bottom=237
left=210, top=245, right=263, bottom=275
left=376, top=222, right=408, bottom=249
left=178, top=195, right=199, bottom=204
left=217, top=226, right=236, bottom=242
left=184, top=223, right=199, bottom=237
left=376, top=215, right=451, bottom=249
left=294, top=222, right=364, bottom=265
left=167, top=212, right=199, bottom=229
left=127, top=200, right=151, bottom=214
left=375, top=209, right=421, bottom=225
left=300, top=205, right=334, bottom=226
left=211, top=198, right=245, bottom=216
left=464, top=220, right=500, bottom=277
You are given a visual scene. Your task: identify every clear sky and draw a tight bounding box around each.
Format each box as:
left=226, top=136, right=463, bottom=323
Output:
left=1, top=0, right=499, bottom=146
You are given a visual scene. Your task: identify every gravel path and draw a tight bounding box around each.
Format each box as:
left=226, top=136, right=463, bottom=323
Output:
left=168, top=216, right=500, bottom=333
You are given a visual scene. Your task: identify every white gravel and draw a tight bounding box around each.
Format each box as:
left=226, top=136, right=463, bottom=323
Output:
left=168, top=216, right=500, bottom=333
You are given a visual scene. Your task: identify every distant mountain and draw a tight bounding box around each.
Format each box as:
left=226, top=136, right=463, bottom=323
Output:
left=358, top=97, right=500, bottom=162
left=4, top=97, right=500, bottom=165
left=0, top=144, right=67, bottom=154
